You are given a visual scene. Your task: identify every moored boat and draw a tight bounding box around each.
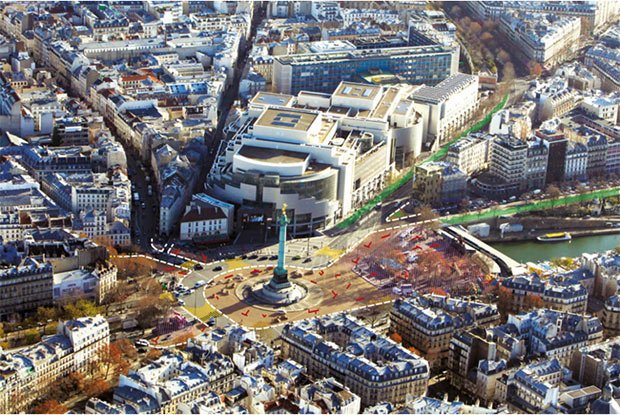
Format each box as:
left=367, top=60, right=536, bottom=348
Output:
left=536, top=232, right=572, bottom=242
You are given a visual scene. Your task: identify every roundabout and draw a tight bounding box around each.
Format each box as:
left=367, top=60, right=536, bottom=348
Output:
left=236, top=272, right=324, bottom=312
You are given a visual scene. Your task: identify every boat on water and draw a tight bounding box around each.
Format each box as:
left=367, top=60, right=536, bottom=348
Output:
left=536, top=232, right=572, bottom=242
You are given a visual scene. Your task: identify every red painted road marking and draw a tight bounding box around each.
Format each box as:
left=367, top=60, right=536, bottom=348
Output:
left=310, top=280, right=318, bottom=284
left=413, top=235, right=422, bottom=240
left=335, top=272, right=341, bottom=278
left=308, top=309, right=319, bottom=314
left=241, top=309, right=250, bottom=317
left=252, top=269, right=261, bottom=273
left=331, top=290, right=338, bottom=299
left=414, top=245, right=422, bottom=250
left=152, top=336, right=160, bottom=344
left=364, top=241, right=372, bottom=248
left=355, top=297, right=365, bottom=302
left=352, top=257, right=359, bottom=264
left=430, top=243, right=440, bottom=248
left=224, top=274, right=234, bottom=279
left=318, top=270, right=324, bottom=276
left=261, top=313, right=268, bottom=318
left=381, top=233, right=391, bottom=239
left=346, top=282, right=352, bottom=290
left=215, top=295, right=220, bottom=300
left=369, top=271, right=378, bottom=277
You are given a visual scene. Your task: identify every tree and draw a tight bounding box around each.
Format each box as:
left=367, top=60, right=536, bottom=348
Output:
left=497, top=49, right=511, bottom=64
left=92, top=236, right=118, bottom=256
left=62, top=299, right=101, bottom=319
left=416, top=249, right=449, bottom=280
left=480, top=31, right=493, bottom=43
left=547, top=184, right=562, bottom=207
left=102, top=280, right=131, bottom=314
left=36, top=306, right=60, bottom=323
left=32, top=400, right=68, bottom=414
left=99, top=342, right=124, bottom=379
left=528, top=61, right=543, bottom=77
left=390, top=332, right=403, bottom=343
left=83, top=378, right=110, bottom=398
left=135, top=292, right=175, bottom=329
left=114, top=338, right=138, bottom=360
left=497, top=286, right=513, bottom=316
left=523, top=294, right=544, bottom=310
left=615, top=245, right=620, bottom=255
left=469, top=21, right=482, bottom=35
left=23, top=328, right=41, bottom=345
left=145, top=348, right=162, bottom=361
left=416, top=204, right=439, bottom=229
left=547, top=184, right=561, bottom=198
left=502, top=62, right=516, bottom=82
left=449, top=5, right=462, bottom=17
left=408, top=346, right=422, bottom=356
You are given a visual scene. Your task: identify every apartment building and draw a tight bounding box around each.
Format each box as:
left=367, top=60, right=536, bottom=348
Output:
left=564, top=141, right=588, bottom=181
left=412, top=73, right=480, bottom=148
left=449, top=308, right=602, bottom=403
left=0, top=258, right=53, bottom=319
left=502, top=273, right=588, bottom=314
left=281, top=313, right=429, bottom=406
left=570, top=337, right=620, bottom=389
left=472, top=135, right=528, bottom=198
left=179, top=194, right=234, bottom=242
left=390, top=294, right=499, bottom=369
left=446, top=133, right=492, bottom=175
left=412, top=162, right=467, bottom=207
left=53, top=117, right=90, bottom=146
left=299, top=378, right=361, bottom=415
left=53, top=261, right=118, bottom=304
left=499, top=12, right=581, bottom=67
left=502, top=359, right=563, bottom=413
left=0, top=316, right=109, bottom=413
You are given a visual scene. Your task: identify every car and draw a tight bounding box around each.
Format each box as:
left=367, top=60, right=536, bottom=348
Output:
left=212, top=265, right=223, bottom=272
left=240, top=254, right=248, bottom=259
left=303, top=257, right=312, bottom=263
left=135, top=339, right=149, bottom=347
left=292, top=255, right=301, bottom=261
left=141, top=202, right=146, bottom=209
left=207, top=317, right=216, bottom=327
left=193, top=263, right=204, bottom=270
left=258, top=256, right=268, bottom=261
left=269, top=255, right=278, bottom=260
left=194, top=280, right=206, bottom=288
left=178, top=299, right=185, bottom=306
left=248, top=254, right=258, bottom=260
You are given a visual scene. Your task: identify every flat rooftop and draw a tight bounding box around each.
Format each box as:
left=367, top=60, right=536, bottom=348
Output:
left=254, top=108, right=319, bottom=132
left=333, top=82, right=381, bottom=100
left=250, top=91, right=294, bottom=107
left=412, top=73, right=477, bottom=103
left=237, top=145, right=309, bottom=165
left=275, top=45, right=454, bottom=65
